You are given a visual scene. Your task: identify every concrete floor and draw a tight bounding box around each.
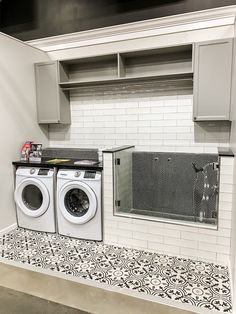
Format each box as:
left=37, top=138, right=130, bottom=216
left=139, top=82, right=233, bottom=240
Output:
left=0, top=286, right=89, bottom=314
left=0, top=262, right=197, bottom=314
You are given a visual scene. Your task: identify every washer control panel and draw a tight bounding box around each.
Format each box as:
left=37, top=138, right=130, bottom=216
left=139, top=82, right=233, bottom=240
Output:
left=30, top=168, right=36, bottom=175
left=38, top=169, right=50, bottom=176
left=16, top=167, right=54, bottom=178
left=84, top=171, right=96, bottom=179
left=57, top=169, right=101, bottom=180
left=74, top=171, right=81, bottom=178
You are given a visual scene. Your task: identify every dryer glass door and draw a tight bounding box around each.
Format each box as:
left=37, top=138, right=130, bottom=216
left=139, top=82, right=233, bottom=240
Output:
left=15, top=178, right=50, bottom=217
left=59, top=182, right=97, bottom=224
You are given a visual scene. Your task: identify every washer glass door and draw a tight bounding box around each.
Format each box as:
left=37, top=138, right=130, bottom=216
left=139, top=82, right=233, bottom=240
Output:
left=15, top=178, right=50, bottom=217
left=22, top=184, right=43, bottom=210
left=59, top=182, right=97, bottom=224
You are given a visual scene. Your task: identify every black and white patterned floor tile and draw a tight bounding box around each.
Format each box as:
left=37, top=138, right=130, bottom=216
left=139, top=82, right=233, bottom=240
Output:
left=0, top=228, right=232, bottom=313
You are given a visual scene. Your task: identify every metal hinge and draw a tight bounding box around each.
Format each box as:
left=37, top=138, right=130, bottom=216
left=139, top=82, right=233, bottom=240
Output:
left=115, top=158, right=120, bottom=165
left=213, top=162, right=219, bottom=171
left=115, top=200, right=121, bottom=207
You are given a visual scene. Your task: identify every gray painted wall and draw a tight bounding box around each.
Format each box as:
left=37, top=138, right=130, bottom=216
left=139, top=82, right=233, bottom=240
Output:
left=0, top=33, right=49, bottom=230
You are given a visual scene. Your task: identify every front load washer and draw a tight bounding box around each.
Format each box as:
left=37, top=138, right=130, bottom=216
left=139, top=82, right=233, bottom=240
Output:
left=14, top=167, right=56, bottom=233
left=57, top=169, right=102, bottom=241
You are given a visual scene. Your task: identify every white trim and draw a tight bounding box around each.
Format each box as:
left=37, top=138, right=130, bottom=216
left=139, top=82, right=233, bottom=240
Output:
left=0, top=223, right=17, bottom=236
left=27, top=6, right=236, bottom=52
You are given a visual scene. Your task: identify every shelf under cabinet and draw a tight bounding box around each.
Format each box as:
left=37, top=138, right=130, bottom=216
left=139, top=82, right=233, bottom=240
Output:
left=59, top=72, right=193, bottom=90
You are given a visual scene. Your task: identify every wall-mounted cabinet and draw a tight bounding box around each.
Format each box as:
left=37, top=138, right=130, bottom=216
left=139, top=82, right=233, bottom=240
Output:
left=193, top=39, right=233, bottom=121
left=58, top=45, right=193, bottom=90
left=35, top=40, right=234, bottom=124
left=35, top=61, right=70, bottom=124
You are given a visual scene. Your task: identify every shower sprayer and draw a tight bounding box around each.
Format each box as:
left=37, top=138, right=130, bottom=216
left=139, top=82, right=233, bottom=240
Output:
left=192, top=162, right=203, bottom=173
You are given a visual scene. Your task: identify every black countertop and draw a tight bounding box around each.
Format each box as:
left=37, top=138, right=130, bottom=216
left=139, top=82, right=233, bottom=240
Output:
left=218, top=147, right=234, bottom=157
left=12, top=158, right=103, bottom=171
left=102, top=145, right=135, bottom=153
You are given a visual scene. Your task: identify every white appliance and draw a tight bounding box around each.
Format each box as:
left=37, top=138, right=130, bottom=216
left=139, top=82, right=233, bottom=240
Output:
left=14, top=167, right=56, bottom=233
left=57, top=169, right=102, bottom=240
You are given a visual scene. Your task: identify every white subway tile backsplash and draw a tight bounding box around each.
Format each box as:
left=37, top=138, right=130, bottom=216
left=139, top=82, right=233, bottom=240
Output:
left=219, top=210, right=232, bottom=220
left=105, top=227, right=133, bottom=238
left=217, top=253, right=230, bottom=264
left=182, top=232, right=217, bottom=244
left=217, top=236, right=231, bottom=246
left=218, top=219, right=231, bottom=229
left=220, top=175, right=234, bottom=185
left=198, top=242, right=230, bottom=255
left=148, top=226, right=181, bottom=238
left=221, top=157, right=234, bottom=166
left=105, top=219, right=118, bottom=228
left=120, top=221, right=145, bottom=232
left=219, top=183, right=233, bottom=194
left=164, top=237, right=198, bottom=249
left=148, top=242, right=180, bottom=255
left=219, top=193, right=233, bottom=203
left=49, top=86, right=230, bottom=152
left=118, top=236, right=147, bottom=249
left=133, top=231, right=163, bottom=243
left=177, top=105, right=192, bottom=113
left=180, top=247, right=217, bottom=262
left=135, top=220, right=164, bottom=229
left=220, top=166, right=234, bottom=175
left=104, top=234, right=118, bottom=243
left=151, top=120, right=177, bottom=127
left=177, top=120, right=194, bottom=127
left=164, top=224, right=199, bottom=233
left=197, top=250, right=217, bottom=262
left=219, top=201, right=232, bottom=211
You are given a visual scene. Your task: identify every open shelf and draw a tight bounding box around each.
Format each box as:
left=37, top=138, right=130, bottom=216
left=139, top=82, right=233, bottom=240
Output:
left=58, top=44, right=193, bottom=90
left=59, top=54, right=118, bottom=84
left=118, top=45, right=193, bottom=79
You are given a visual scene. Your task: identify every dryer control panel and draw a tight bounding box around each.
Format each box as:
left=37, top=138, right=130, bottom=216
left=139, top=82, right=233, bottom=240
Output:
left=84, top=171, right=96, bottom=179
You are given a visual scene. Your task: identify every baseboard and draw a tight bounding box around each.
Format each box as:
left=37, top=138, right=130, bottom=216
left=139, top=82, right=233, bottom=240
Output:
left=0, top=223, right=17, bottom=236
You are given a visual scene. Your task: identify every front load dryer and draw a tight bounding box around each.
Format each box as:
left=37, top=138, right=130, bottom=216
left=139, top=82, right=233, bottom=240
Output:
left=14, top=167, right=56, bottom=233
left=57, top=169, right=102, bottom=241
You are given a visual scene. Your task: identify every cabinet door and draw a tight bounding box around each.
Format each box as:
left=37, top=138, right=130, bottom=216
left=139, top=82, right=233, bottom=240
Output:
left=35, top=62, right=60, bottom=124
left=193, top=39, right=233, bottom=121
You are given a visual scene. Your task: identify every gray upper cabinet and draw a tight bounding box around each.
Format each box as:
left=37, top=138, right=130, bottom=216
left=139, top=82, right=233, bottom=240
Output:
left=193, top=39, right=233, bottom=121
left=35, top=61, right=70, bottom=124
